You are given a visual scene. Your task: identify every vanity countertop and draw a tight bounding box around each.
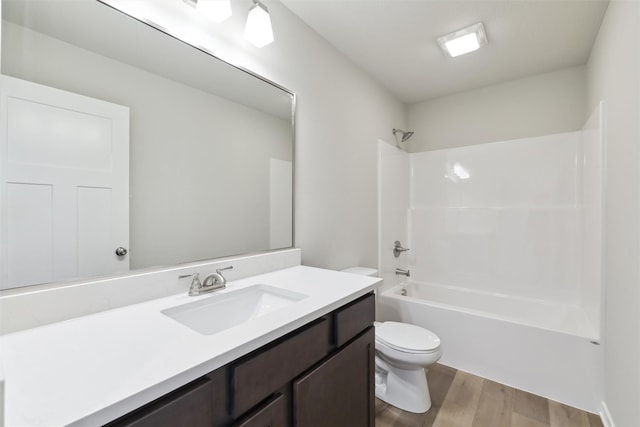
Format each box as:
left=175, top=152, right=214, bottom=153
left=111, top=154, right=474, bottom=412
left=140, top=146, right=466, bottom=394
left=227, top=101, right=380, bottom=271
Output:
left=0, top=265, right=380, bottom=427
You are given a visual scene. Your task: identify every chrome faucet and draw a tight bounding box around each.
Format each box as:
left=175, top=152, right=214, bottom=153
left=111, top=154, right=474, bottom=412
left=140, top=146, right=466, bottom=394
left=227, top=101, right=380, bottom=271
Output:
left=203, top=266, right=233, bottom=289
left=179, top=266, right=233, bottom=296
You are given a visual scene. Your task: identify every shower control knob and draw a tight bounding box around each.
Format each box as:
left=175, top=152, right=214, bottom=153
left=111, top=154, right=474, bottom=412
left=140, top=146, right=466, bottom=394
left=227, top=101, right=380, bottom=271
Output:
left=115, top=247, right=128, bottom=257
left=393, top=240, right=410, bottom=258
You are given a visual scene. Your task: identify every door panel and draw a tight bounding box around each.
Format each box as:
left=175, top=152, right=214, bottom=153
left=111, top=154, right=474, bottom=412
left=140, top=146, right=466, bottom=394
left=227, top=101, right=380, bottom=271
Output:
left=1, top=75, right=130, bottom=289
left=269, top=158, right=292, bottom=250
left=7, top=96, right=113, bottom=171
left=77, top=186, right=123, bottom=277
left=6, top=183, right=53, bottom=287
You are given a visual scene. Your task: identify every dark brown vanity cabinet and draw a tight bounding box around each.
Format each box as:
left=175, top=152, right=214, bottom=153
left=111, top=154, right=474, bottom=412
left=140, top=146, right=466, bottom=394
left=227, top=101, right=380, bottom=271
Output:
left=293, top=328, right=374, bottom=427
left=107, top=292, right=375, bottom=427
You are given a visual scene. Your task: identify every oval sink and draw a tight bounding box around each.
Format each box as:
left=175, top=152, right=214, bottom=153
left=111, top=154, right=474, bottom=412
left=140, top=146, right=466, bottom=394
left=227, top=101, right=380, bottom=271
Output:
left=161, top=285, right=308, bottom=335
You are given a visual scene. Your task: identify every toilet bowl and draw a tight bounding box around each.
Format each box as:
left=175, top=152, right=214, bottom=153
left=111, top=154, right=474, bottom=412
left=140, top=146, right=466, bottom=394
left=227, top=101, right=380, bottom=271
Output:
left=374, top=321, right=441, bottom=413
left=340, top=267, right=443, bottom=414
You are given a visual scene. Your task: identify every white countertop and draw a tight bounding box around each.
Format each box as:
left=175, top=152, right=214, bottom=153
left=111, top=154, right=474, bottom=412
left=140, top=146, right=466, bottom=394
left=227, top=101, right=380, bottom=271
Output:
left=0, top=266, right=380, bottom=427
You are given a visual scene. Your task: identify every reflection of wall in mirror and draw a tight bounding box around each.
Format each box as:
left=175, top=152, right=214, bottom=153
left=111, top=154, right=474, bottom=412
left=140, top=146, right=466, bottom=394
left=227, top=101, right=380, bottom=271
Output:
left=1, top=20, right=293, bottom=272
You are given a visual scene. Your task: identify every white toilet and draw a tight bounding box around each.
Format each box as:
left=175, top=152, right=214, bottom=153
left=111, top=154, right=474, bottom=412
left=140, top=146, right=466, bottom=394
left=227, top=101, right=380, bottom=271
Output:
left=341, top=267, right=442, bottom=414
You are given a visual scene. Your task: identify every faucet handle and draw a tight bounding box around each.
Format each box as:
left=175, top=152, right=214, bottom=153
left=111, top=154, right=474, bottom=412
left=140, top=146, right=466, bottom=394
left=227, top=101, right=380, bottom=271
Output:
left=213, top=266, right=233, bottom=286
left=179, top=272, right=200, bottom=281
left=216, top=266, right=233, bottom=275
left=179, top=273, right=203, bottom=296
left=393, top=240, right=410, bottom=258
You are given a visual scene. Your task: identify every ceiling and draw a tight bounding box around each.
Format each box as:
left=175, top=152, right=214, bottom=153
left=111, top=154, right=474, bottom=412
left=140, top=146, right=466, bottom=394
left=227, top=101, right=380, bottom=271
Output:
left=281, top=0, right=609, bottom=104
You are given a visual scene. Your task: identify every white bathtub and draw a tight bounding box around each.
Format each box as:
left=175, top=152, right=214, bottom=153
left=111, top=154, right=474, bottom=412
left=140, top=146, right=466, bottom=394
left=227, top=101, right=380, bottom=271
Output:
left=377, top=281, right=604, bottom=414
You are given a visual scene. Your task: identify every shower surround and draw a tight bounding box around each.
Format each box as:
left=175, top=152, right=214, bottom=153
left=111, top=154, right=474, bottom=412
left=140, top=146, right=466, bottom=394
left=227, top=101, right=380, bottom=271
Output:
left=377, top=103, right=604, bottom=413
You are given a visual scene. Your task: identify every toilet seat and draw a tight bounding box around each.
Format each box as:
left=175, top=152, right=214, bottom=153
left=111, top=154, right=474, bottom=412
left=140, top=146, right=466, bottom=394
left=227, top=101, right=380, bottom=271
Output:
left=376, top=321, right=440, bottom=354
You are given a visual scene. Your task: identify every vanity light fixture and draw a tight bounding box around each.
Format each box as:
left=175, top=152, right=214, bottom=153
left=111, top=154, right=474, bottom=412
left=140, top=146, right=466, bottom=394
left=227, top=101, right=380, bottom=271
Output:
left=183, top=0, right=232, bottom=23
left=244, top=0, right=274, bottom=48
left=198, top=0, right=232, bottom=23
left=437, top=22, right=487, bottom=58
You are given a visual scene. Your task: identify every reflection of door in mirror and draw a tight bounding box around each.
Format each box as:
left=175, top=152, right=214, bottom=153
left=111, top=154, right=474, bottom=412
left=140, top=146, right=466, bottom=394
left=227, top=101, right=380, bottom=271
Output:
left=0, top=75, right=130, bottom=290
left=269, top=158, right=293, bottom=250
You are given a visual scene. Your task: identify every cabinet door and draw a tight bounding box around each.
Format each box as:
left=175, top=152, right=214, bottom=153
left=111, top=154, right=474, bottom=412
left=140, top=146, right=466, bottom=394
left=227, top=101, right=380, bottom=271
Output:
left=293, top=328, right=374, bottom=427
left=235, top=393, right=287, bottom=427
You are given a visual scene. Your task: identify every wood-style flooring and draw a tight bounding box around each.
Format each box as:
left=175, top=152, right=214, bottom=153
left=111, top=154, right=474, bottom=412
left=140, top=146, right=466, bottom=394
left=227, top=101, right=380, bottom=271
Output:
left=375, top=364, right=604, bottom=427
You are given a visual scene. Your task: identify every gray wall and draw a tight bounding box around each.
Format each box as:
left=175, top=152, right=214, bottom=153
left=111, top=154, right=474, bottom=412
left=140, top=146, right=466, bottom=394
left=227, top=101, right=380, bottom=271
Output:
left=407, top=66, right=587, bottom=152
left=587, top=1, right=640, bottom=425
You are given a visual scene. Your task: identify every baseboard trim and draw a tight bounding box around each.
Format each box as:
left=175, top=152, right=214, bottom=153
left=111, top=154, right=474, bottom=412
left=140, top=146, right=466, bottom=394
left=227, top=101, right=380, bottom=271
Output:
left=600, top=401, right=615, bottom=427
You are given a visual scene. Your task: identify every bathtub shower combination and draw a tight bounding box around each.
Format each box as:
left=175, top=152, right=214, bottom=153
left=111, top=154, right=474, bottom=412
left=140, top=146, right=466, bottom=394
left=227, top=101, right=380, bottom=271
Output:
left=377, top=104, right=604, bottom=413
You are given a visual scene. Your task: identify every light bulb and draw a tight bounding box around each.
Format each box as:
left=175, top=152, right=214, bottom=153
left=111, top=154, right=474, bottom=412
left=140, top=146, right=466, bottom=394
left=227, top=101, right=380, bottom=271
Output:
left=244, top=2, right=274, bottom=48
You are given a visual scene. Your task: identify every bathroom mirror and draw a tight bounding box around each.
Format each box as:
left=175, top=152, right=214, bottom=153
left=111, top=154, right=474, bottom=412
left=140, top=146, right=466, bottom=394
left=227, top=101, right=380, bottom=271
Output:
left=0, top=0, right=294, bottom=290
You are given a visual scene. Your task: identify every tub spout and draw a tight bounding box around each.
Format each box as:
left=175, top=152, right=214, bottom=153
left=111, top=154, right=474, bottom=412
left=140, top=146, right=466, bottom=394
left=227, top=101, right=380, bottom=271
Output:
left=395, top=268, right=410, bottom=277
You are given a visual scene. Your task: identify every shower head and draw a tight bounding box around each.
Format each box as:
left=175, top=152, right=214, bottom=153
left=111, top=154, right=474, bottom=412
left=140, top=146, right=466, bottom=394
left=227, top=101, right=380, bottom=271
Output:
left=393, top=128, right=414, bottom=143
left=401, top=131, right=414, bottom=142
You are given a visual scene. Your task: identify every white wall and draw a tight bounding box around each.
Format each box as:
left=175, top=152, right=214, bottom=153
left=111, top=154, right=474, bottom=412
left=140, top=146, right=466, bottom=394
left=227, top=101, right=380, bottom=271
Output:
left=586, top=1, right=640, bottom=425
left=238, top=2, right=406, bottom=270
left=580, top=103, right=605, bottom=339
left=408, top=133, right=585, bottom=306
left=407, top=66, right=587, bottom=152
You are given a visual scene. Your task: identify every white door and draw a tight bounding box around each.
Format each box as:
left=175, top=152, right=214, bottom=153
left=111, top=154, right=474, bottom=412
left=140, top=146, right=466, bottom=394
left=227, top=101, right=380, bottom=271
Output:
left=0, top=75, right=130, bottom=290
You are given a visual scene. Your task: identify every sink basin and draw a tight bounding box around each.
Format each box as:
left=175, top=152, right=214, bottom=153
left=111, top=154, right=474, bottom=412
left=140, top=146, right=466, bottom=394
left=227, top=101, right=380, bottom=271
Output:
left=161, top=285, right=308, bottom=335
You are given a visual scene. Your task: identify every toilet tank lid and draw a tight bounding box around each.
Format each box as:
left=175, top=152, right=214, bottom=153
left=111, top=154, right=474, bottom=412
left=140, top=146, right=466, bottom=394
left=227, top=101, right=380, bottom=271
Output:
left=376, top=321, right=441, bottom=352
left=341, top=267, right=378, bottom=277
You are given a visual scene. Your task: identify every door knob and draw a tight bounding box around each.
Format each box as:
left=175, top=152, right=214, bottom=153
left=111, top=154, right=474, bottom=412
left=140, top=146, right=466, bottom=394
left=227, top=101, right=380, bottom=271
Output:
left=115, top=247, right=128, bottom=257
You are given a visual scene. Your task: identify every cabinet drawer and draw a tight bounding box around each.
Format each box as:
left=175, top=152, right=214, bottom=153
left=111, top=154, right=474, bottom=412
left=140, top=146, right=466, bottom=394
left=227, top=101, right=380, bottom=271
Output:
left=334, top=292, right=375, bottom=347
left=106, top=377, right=214, bottom=427
left=232, top=318, right=330, bottom=416
left=235, top=393, right=286, bottom=427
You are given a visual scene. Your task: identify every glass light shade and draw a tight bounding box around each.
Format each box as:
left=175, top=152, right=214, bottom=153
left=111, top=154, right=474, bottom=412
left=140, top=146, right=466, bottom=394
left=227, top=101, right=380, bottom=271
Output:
left=197, top=0, right=232, bottom=23
left=244, top=2, right=274, bottom=48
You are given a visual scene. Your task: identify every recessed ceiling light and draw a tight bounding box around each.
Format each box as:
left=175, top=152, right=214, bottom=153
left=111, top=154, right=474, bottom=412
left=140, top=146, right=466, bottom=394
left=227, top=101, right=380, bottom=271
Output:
left=437, top=22, right=488, bottom=58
